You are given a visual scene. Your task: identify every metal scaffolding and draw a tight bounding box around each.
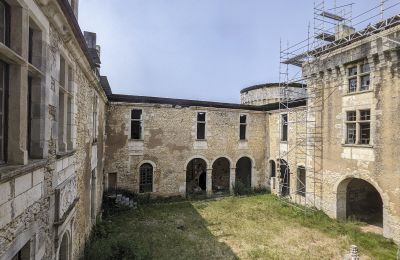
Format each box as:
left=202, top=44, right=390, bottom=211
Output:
left=276, top=0, right=400, bottom=210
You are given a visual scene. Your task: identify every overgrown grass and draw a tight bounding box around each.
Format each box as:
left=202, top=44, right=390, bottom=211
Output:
left=85, top=194, right=397, bottom=259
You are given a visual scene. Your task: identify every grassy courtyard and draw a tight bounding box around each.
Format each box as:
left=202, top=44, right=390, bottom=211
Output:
left=85, top=194, right=397, bottom=259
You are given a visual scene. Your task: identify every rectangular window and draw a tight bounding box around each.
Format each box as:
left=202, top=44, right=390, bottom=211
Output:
left=348, top=66, right=357, bottom=76
left=281, top=114, right=288, bottom=142
left=0, top=61, right=7, bottom=163
left=28, top=28, right=33, bottom=64
left=297, top=167, right=306, bottom=197
left=347, top=62, right=371, bottom=93
left=0, top=0, right=10, bottom=46
left=131, top=109, right=142, bottom=140
left=360, top=75, right=370, bottom=91
left=92, top=95, right=98, bottom=143
left=197, top=112, right=206, bottom=140
left=346, top=111, right=356, bottom=144
left=239, top=114, right=247, bottom=140
left=27, top=76, right=32, bottom=157
left=359, top=109, right=371, bottom=145
left=348, top=78, right=357, bottom=93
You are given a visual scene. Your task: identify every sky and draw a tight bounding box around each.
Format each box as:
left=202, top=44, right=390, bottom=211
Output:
left=79, top=0, right=398, bottom=103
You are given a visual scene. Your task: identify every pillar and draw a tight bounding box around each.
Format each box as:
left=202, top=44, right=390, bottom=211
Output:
left=206, top=168, right=212, bottom=196
left=230, top=167, right=236, bottom=194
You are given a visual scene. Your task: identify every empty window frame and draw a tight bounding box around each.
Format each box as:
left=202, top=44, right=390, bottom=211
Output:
left=297, top=166, right=306, bottom=197
left=139, top=163, right=153, bottom=193
left=58, top=55, right=73, bottom=152
left=345, top=109, right=371, bottom=145
left=0, top=60, right=8, bottom=164
left=197, top=112, right=206, bottom=140
left=281, top=114, right=288, bottom=142
left=92, top=94, right=98, bottom=143
left=347, top=62, right=370, bottom=93
left=239, top=114, right=247, bottom=140
left=131, top=109, right=143, bottom=140
left=0, top=0, right=10, bottom=46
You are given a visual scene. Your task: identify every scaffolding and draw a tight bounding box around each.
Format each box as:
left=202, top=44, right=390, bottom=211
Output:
left=276, top=0, right=400, bottom=210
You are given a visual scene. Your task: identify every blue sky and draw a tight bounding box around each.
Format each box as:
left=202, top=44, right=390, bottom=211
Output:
left=79, top=0, right=397, bottom=103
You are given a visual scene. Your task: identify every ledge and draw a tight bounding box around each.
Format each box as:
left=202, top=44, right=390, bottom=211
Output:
left=56, top=150, right=76, bottom=160
left=341, top=144, right=373, bottom=148
left=0, top=159, right=48, bottom=183
left=343, top=89, right=373, bottom=97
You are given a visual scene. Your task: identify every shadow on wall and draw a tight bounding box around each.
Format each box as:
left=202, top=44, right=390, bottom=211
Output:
left=84, top=202, right=238, bottom=259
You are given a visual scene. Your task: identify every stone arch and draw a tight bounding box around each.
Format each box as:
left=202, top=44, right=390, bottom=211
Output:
left=184, top=155, right=210, bottom=171
left=279, top=159, right=290, bottom=196
left=235, top=157, right=252, bottom=189
left=336, top=177, right=384, bottom=227
left=58, top=231, right=70, bottom=260
left=212, top=157, right=230, bottom=192
left=186, top=158, right=208, bottom=194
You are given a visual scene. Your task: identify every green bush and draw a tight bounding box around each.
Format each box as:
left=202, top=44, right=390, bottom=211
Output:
left=232, top=181, right=252, bottom=195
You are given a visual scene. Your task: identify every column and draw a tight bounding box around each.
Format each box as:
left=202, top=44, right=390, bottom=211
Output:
left=206, top=168, right=212, bottom=196
left=230, top=167, right=236, bottom=195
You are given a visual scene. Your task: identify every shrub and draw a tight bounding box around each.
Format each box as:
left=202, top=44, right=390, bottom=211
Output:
left=232, top=181, right=252, bottom=195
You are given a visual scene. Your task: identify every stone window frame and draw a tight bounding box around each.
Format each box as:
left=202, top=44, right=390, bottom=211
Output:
left=196, top=111, right=207, bottom=141
left=280, top=113, right=288, bottom=142
left=57, top=53, right=75, bottom=154
left=344, top=108, right=371, bottom=146
left=346, top=61, right=371, bottom=94
left=239, top=113, right=248, bottom=141
left=130, top=108, right=143, bottom=140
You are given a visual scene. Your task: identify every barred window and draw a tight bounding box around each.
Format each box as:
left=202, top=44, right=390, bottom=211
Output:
left=139, top=163, right=153, bottom=193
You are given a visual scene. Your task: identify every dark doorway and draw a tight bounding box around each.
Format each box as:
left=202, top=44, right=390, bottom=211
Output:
left=108, top=172, right=117, bottom=192
left=212, top=157, right=230, bottom=192
left=346, top=179, right=383, bottom=226
left=279, top=159, right=290, bottom=196
left=235, top=157, right=252, bottom=189
left=186, top=158, right=207, bottom=194
left=269, top=160, right=276, bottom=178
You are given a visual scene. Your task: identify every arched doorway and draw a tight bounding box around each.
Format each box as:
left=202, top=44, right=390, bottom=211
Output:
left=337, top=178, right=383, bottom=226
left=186, top=158, right=207, bottom=194
left=59, top=232, right=70, bottom=260
left=279, top=159, right=290, bottom=196
left=139, top=163, right=153, bottom=193
left=235, top=157, right=252, bottom=189
left=212, top=157, right=230, bottom=192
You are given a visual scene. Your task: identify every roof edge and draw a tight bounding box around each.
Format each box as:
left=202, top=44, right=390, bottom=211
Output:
left=240, top=83, right=306, bottom=94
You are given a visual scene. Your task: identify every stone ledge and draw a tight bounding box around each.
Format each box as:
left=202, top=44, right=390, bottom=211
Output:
left=0, top=159, right=48, bottom=183
left=56, top=149, right=76, bottom=160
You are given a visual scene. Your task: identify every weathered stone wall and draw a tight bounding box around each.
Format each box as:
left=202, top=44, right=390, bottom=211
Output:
left=304, top=24, right=400, bottom=242
left=105, top=103, right=267, bottom=196
left=241, top=85, right=307, bottom=106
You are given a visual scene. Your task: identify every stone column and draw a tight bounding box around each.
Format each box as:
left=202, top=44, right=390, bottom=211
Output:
left=8, top=6, right=29, bottom=165
left=206, top=168, right=212, bottom=196
left=230, top=167, right=236, bottom=194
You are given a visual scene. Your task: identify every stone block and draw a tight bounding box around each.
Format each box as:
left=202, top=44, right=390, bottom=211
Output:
left=0, top=200, right=12, bottom=228
left=0, top=182, right=11, bottom=205
left=15, top=173, right=32, bottom=196
left=13, top=184, right=42, bottom=217
left=33, top=168, right=45, bottom=186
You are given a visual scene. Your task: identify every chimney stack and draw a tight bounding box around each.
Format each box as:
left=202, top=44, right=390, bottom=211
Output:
left=335, top=24, right=356, bottom=40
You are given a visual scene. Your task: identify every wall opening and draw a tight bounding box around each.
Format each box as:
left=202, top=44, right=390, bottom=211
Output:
left=212, top=157, right=230, bottom=193
left=186, top=158, right=207, bottom=194
left=235, top=157, right=252, bottom=189
left=58, top=232, right=70, bottom=260
left=338, top=178, right=383, bottom=227
left=139, top=163, right=153, bottom=193
left=269, top=160, right=276, bottom=178
left=279, top=159, right=290, bottom=196
left=108, top=172, right=117, bottom=192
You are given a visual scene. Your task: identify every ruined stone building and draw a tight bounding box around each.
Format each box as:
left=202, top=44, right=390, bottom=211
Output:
left=1, top=0, right=400, bottom=259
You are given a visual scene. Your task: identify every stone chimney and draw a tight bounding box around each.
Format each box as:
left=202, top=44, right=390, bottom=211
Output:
left=335, top=24, right=356, bottom=40
left=84, top=31, right=101, bottom=68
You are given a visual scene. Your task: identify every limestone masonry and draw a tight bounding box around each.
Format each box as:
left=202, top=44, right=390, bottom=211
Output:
left=1, top=1, right=400, bottom=259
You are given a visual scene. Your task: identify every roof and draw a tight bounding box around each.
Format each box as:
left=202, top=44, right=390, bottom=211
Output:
left=109, top=94, right=306, bottom=112
left=240, top=83, right=306, bottom=94
left=100, top=76, right=112, bottom=96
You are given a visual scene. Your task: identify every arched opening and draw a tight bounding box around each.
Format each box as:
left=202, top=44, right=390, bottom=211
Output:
left=212, top=157, right=230, bottom=192
left=139, top=163, right=153, bottom=193
left=186, top=158, right=207, bottom=194
left=235, top=157, right=252, bottom=189
left=269, top=160, right=276, bottom=178
left=59, top=232, right=70, bottom=260
left=337, top=178, right=383, bottom=227
left=279, top=159, right=290, bottom=196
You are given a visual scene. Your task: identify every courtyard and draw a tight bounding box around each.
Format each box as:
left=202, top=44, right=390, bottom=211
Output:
left=85, top=194, right=397, bottom=259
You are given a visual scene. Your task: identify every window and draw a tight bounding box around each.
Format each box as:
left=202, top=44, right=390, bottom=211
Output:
left=197, top=112, right=206, bottom=140
left=281, top=114, right=288, bottom=142
left=92, top=95, right=98, bottom=143
left=0, top=0, right=10, bottom=46
left=58, top=55, right=73, bottom=152
left=345, top=109, right=371, bottom=145
left=90, top=168, right=96, bottom=220
left=11, top=240, right=30, bottom=260
left=131, top=109, right=142, bottom=140
left=27, top=76, right=32, bottom=157
left=0, top=61, right=8, bottom=164
left=297, top=166, right=306, bottom=197
left=139, top=163, right=153, bottom=193
left=347, top=62, right=371, bottom=93
left=239, top=114, right=247, bottom=140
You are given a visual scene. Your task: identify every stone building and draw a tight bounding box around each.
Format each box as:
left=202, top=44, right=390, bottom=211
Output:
left=1, top=1, right=400, bottom=259
left=0, top=0, right=106, bottom=259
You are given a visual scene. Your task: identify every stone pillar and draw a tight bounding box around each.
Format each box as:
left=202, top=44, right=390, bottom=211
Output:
left=7, top=6, right=29, bottom=165
left=230, top=167, right=236, bottom=194
left=206, top=168, right=212, bottom=196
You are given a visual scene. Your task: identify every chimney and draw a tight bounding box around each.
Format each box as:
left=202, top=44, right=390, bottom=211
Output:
left=335, top=24, right=356, bottom=40
left=84, top=31, right=96, bottom=48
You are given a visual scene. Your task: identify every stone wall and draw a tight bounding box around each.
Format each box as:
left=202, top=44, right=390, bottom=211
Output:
left=241, top=84, right=307, bottom=106
left=105, top=103, right=267, bottom=196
